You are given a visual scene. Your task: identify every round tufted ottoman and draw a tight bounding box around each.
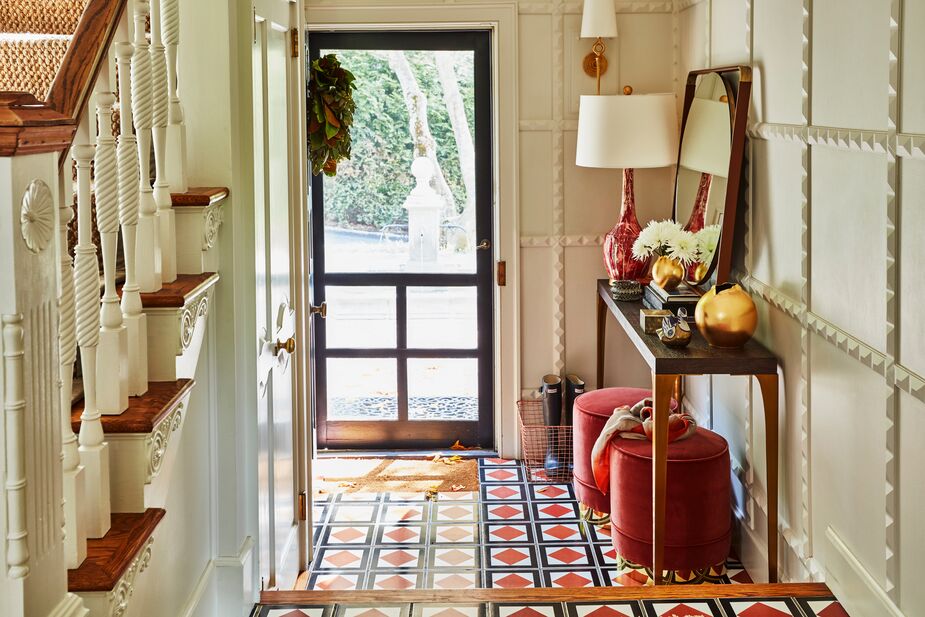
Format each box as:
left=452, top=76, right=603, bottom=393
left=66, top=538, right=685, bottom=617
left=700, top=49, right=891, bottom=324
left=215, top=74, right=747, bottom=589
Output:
left=572, top=387, right=651, bottom=519
left=609, top=427, right=731, bottom=578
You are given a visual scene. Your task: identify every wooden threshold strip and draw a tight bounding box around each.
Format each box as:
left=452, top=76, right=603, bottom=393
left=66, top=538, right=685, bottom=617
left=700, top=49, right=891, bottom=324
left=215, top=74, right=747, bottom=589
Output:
left=261, top=583, right=832, bottom=605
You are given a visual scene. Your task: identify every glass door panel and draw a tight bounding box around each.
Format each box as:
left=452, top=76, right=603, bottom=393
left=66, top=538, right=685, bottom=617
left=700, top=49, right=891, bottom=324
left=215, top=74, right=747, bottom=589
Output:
left=310, top=31, right=493, bottom=450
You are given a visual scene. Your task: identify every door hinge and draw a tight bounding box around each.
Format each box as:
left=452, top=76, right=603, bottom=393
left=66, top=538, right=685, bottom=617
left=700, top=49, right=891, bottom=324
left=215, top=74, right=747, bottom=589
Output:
left=496, top=260, right=506, bottom=286
left=290, top=27, right=300, bottom=58
left=298, top=490, right=307, bottom=521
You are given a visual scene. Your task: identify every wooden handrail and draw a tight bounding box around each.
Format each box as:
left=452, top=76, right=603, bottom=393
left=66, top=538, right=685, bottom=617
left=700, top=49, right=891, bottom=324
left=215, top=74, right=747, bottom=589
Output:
left=0, top=0, right=127, bottom=158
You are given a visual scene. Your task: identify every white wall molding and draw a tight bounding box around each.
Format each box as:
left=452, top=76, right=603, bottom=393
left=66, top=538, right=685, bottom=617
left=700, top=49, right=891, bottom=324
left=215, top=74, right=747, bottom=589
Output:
left=177, top=559, right=215, bottom=617
left=675, top=0, right=706, bottom=11
left=520, top=234, right=605, bottom=247
left=824, top=527, right=904, bottom=617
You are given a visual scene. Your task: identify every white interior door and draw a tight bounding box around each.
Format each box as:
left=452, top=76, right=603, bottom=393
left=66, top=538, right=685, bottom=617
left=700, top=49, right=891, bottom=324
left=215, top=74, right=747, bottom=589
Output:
left=253, top=0, right=309, bottom=591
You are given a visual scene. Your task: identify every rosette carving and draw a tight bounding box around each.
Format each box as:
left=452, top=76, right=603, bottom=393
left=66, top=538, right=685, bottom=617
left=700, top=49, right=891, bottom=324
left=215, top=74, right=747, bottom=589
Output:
left=20, top=179, right=54, bottom=254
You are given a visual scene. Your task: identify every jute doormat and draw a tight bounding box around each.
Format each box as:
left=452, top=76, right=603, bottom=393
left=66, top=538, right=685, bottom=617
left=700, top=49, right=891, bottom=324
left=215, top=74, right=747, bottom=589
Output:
left=313, top=457, right=479, bottom=496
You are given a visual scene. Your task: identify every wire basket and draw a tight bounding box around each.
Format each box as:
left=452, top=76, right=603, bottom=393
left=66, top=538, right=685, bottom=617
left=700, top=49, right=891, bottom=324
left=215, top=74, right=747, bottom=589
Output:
left=518, top=399, right=574, bottom=483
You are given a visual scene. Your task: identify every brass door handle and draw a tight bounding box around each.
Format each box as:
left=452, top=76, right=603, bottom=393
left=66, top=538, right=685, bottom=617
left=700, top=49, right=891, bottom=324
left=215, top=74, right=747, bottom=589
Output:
left=476, top=239, right=491, bottom=250
left=310, top=302, right=327, bottom=318
left=275, top=337, right=295, bottom=355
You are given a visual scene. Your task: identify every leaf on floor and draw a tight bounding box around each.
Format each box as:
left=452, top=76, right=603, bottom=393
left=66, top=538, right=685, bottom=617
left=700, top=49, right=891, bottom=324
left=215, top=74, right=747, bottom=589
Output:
left=450, top=440, right=466, bottom=450
left=338, top=481, right=357, bottom=488
left=424, top=487, right=439, bottom=501
left=442, top=455, right=463, bottom=465
left=451, top=484, right=465, bottom=492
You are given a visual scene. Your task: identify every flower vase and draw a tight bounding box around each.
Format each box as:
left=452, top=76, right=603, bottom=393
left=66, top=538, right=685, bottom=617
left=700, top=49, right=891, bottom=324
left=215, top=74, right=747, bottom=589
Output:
left=603, top=168, right=649, bottom=283
left=651, top=255, right=685, bottom=291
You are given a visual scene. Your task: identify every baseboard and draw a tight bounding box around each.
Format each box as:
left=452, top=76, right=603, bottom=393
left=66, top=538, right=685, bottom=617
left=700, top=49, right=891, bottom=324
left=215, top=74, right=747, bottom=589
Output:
left=824, top=526, right=904, bottom=617
left=214, top=536, right=257, bottom=617
left=178, top=559, right=216, bottom=617
left=46, top=594, right=88, bottom=617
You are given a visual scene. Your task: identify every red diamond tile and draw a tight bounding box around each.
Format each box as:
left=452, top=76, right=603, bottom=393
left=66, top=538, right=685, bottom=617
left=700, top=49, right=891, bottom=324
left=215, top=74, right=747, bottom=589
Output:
left=433, top=573, right=476, bottom=589
left=551, top=571, right=593, bottom=587
left=586, top=607, right=634, bottom=617
left=486, top=469, right=516, bottom=480
left=389, top=506, right=422, bottom=521
left=494, top=547, right=530, bottom=565
left=814, top=602, right=851, bottom=617
left=543, top=524, right=578, bottom=540
left=658, top=604, right=711, bottom=617
left=330, top=527, right=364, bottom=542
left=323, top=550, right=361, bottom=567
left=612, top=569, right=648, bottom=586
left=738, top=603, right=794, bottom=617
left=493, top=573, right=533, bottom=588
left=729, top=568, right=754, bottom=584
left=485, top=458, right=515, bottom=465
left=313, top=574, right=356, bottom=590
left=375, top=574, right=416, bottom=590
left=275, top=610, right=313, bottom=617
left=354, top=610, right=389, bottom=617
left=491, top=525, right=526, bottom=541
left=436, top=526, right=472, bottom=542
left=539, top=503, right=572, bottom=518
left=490, top=504, right=522, bottom=519
left=488, top=486, right=519, bottom=499
left=380, top=549, right=417, bottom=567
left=535, top=485, right=567, bottom=498
left=383, top=527, right=418, bottom=542
left=548, top=547, right=585, bottom=564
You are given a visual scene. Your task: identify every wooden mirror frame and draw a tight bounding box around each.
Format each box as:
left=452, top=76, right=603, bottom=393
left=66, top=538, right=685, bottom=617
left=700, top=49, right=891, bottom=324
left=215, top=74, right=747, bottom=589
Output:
left=672, top=65, right=752, bottom=288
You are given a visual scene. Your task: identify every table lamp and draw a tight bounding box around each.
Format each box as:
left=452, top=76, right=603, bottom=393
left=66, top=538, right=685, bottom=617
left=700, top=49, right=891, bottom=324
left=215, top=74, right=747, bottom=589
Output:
left=576, top=91, right=678, bottom=293
left=580, top=0, right=618, bottom=95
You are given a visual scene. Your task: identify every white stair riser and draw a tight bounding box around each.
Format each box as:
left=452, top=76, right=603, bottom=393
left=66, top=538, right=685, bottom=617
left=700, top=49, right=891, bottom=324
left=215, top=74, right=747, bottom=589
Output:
left=175, top=203, right=223, bottom=276
left=144, top=292, right=210, bottom=382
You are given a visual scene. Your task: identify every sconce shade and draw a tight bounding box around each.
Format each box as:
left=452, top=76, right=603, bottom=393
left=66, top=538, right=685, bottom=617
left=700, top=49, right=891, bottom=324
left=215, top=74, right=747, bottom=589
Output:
left=581, top=0, right=618, bottom=38
left=576, top=93, right=678, bottom=169
left=679, top=98, right=731, bottom=177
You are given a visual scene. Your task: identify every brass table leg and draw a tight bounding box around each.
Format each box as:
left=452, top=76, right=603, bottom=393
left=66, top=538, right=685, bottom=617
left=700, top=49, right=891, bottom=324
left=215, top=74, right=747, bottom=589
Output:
left=651, top=373, right=678, bottom=585
left=756, top=373, right=779, bottom=583
left=596, top=291, right=606, bottom=388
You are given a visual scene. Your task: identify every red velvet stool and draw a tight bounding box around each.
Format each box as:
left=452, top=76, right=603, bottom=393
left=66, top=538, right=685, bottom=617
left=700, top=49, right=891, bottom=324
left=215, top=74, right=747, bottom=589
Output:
left=572, top=387, right=651, bottom=518
left=609, top=427, right=731, bottom=579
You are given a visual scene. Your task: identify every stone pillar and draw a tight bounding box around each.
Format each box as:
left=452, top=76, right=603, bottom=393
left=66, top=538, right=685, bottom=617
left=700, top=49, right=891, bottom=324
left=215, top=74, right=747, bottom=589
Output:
left=403, top=157, right=442, bottom=268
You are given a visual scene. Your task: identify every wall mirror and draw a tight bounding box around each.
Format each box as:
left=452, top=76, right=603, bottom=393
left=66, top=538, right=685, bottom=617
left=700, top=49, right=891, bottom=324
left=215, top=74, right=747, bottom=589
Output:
left=673, top=66, right=751, bottom=287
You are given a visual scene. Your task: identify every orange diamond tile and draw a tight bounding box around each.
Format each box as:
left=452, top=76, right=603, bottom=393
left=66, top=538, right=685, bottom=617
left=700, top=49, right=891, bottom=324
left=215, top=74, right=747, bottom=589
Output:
left=380, top=549, right=417, bottom=567
left=539, top=503, right=571, bottom=518
left=488, top=486, right=519, bottom=499
left=441, top=505, right=472, bottom=520
left=535, top=485, right=567, bottom=498
left=548, top=547, right=585, bottom=564
left=323, top=550, right=361, bottom=568
left=436, top=548, right=473, bottom=566
left=375, top=574, right=416, bottom=590
left=489, top=504, right=522, bottom=519
left=493, top=572, right=533, bottom=588
left=586, top=607, right=634, bottom=617
left=437, top=526, right=472, bottom=541
left=543, top=524, right=578, bottom=540
left=433, top=573, right=476, bottom=589
left=383, top=526, right=419, bottom=542
left=313, top=574, right=356, bottom=590
left=551, top=571, right=593, bottom=587
left=486, top=469, right=516, bottom=480
left=490, top=525, right=526, bottom=541
left=494, top=547, right=529, bottom=565
left=330, top=527, right=365, bottom=542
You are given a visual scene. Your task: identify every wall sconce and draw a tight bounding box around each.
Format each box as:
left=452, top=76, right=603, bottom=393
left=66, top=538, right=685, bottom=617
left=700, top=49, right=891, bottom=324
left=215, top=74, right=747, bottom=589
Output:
left=580, top=0, right=618, bottom=95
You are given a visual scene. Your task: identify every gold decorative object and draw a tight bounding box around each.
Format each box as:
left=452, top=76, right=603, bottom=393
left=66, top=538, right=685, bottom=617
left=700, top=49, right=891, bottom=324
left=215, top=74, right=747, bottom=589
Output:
left=657, top=307, right=692, bottom=348
left=582, top=39, right=609, bottom=93
left=651, top=255, right=685, bottom=291
left=693, top=262, right=709, bottom=283
left=640, top=309, right=672, bottom=334
left=623, top=85, right=634, bottom=95
left=694, top=283, right=757, bottom=348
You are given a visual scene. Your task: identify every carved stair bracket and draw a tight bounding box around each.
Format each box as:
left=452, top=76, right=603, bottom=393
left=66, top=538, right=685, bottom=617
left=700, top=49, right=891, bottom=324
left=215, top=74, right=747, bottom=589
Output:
left=140, top=272, right=219, bottom=382
left=172, top=187, right=228, bottom=275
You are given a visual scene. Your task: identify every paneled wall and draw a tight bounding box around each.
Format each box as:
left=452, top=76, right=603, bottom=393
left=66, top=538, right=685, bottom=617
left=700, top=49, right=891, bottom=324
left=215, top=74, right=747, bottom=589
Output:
left=518, top=1, right=676, bottom=394
left=682, top=1, right=925, bottom=616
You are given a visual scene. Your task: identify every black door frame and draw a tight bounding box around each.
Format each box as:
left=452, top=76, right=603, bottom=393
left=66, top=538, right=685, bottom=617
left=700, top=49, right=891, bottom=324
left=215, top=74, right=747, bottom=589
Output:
left=308, top=30, right=494, bottom=450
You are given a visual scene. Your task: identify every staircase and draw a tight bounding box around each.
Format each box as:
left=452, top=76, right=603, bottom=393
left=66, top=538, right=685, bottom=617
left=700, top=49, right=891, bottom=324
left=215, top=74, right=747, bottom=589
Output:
left=1, top=1, right=226, bottom=615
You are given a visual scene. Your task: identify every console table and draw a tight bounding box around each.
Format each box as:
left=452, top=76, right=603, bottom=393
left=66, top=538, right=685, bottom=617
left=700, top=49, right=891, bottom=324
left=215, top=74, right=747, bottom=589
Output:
left=595, top=279, right=779, bottom=584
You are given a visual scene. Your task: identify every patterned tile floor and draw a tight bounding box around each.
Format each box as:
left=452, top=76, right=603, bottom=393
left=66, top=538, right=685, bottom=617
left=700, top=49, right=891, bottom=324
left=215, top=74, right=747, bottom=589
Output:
left=307, top=458, right=752, bottom=591
left=257, top=596, right=850, bottom=617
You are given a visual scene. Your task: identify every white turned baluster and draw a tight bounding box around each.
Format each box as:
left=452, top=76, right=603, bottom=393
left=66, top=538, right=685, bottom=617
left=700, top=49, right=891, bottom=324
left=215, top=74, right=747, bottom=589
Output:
left=74, top=142, right=112, bottom=539
left=117, top=41, right=149, bottom=397
left=162, top=0, right=188, bottom=192
left=151, top=0, right=177, bottom=282
left=58, top=174, right=88, bottom=568
left=133, top=0, right=162, bottom=293
left=95, top=92, right=129, bottom=415
left=3, top=315, right=29, bottom=578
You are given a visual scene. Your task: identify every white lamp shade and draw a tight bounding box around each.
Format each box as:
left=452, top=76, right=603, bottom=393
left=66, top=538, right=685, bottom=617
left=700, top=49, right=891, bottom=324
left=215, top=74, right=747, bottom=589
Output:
left=679, top=98, right=731, bottom=177
left=575, top=93, right=679, bottom=169
left=581, top=0, right=618, bottom=38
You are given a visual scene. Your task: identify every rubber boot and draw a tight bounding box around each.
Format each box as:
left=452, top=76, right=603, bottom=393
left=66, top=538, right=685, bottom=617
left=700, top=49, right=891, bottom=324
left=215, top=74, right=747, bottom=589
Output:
left=563, top=374, right=585, bottom=426
left=541, top=374, right=565, bottom=479
left=562, top=374, right=584, bottom=475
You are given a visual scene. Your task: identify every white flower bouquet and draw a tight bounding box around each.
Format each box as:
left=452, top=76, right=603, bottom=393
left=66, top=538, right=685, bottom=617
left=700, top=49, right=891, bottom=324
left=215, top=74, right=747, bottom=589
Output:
left=694, top=224, right=721, bottom=263
left=631, top=220, right=698, bottom=265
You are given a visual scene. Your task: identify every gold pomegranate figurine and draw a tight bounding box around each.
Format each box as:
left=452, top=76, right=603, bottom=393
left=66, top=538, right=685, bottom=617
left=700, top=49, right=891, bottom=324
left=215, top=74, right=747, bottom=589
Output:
left=651, top=255, right=685, bottom=291
left=694, top=283, right=758, bottom=348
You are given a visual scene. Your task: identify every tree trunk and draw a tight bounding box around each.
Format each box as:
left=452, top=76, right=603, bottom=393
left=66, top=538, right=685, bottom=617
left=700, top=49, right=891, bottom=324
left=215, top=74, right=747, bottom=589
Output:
left=435, top=51, right=476, bottom=239
left=386, top=51, right=455, bottom=214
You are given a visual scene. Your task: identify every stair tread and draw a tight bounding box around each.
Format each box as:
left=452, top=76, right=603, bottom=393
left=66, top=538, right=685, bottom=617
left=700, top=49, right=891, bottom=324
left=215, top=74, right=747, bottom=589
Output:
left=68, top=508, right=166, bottom=593
left=171, top=186, right=229, bottom=207
left=71, top=379, right=195, bottom=434
left=118, top=272, right=219, bottom=308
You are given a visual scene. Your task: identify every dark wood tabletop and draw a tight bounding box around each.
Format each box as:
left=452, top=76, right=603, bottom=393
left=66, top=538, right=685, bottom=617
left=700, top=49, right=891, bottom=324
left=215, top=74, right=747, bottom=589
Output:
left=598, top=279, right=778, bottom=376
